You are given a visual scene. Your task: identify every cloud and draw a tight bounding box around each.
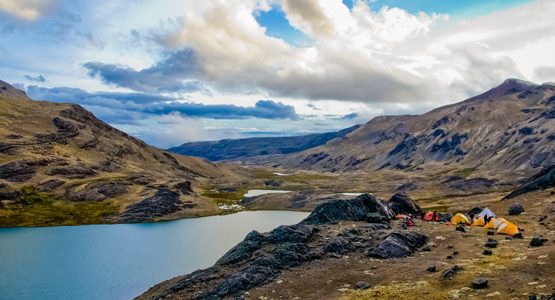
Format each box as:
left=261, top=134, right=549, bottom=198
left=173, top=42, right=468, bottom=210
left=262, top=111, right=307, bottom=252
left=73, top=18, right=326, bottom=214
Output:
left=0, top=0, right=54, bottom=21
left=84, top=49, right=203, bottom=93
left=24, top=74, right=46, bottom=82
left=25, top=85, right=300, bottom=121
left=78, top=0, right=553, bottom=107
left=533, top=66, right=555, bottom=83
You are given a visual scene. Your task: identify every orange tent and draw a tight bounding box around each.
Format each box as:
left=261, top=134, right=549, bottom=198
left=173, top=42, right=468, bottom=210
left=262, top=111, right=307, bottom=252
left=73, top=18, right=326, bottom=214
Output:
left=497, top=221, right=519, bottom=236
left=471, top=216, right=486, bottom=226
left=451, top=213, right=470, bottom=225
left=484, top=218, right=507, bottom=229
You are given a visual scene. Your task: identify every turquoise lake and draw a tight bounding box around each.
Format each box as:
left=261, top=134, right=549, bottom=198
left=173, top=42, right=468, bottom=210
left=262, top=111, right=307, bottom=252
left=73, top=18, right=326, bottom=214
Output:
left=0, top=211, right=309, bottom=300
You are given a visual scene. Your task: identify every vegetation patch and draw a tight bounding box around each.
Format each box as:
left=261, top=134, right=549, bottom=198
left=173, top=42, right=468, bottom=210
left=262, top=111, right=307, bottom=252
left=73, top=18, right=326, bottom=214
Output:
left=0, top=187, right=119, bottom=227
left=202, top=187, right=248, bottom=206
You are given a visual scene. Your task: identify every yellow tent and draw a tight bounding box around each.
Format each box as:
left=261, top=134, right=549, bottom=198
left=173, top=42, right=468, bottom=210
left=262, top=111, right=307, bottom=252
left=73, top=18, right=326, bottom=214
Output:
left=484, top=218, right=507, bottom=229
left=451, top=213, right=470, bottom=225
left=497, top=221, right=519, bottom=236
left=471, top=216, right=486, bottom=226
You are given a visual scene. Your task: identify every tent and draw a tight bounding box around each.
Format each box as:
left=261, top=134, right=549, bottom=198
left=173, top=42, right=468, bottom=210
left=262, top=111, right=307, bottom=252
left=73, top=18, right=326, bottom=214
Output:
left=423, top=211, right=440, bottom=221
left=477, top=207, right=496, bottom=219
left=497, top=221, right=519, bottom=236
left=451, top=213, right=470, bottom=225
left=484, top=218, right=507, bottom=229
left=471, top=216, right=486, bottom=226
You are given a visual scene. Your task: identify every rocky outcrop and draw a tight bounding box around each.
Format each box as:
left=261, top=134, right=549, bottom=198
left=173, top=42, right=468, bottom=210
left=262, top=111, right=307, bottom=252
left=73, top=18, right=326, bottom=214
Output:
left=0, top=160, right=40, bottom=182
left=67, top=182, right=128, bottom=202
left=46, top=165, right=97, bottom=179
left=301, top=194, right=393, bottom=225
left=39, top=179, right=65, bottom=191
left=367, top=231, right=428, bottom=258
left=139, top=197, right=427, bottom=300
left=504, top=165, right=555, bottom=199
left=387, top=192, right=423, bottom=215
left=119, top=189, right=183, bottom=222
left=508, top=203, right=525, bottom=215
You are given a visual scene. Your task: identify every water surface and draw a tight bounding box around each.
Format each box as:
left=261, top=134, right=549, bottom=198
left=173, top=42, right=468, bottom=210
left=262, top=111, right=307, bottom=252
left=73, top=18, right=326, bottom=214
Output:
left=0, top=211, right=308, bottom=300
left=243, top=189, right=291, bottom=197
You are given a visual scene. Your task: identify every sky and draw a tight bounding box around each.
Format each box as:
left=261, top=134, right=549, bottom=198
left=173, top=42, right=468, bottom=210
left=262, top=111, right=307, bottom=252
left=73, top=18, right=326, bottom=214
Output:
left=1, top=0, right=554, bottom=148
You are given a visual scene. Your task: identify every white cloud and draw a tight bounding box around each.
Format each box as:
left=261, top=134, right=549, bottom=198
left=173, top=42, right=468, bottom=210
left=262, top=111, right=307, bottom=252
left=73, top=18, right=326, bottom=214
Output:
left=140, top=0, right=554, bottom=107
left=0, top=0, right=54, bottom=21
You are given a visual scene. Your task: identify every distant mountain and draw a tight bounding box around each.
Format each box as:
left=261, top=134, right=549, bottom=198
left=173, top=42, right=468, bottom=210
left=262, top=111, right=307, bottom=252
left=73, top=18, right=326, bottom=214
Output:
left=168, top=125, right=360, bottom=161
left=0, top=80, right=243, bottom=227
left=275, top=79, right=555, bottom=174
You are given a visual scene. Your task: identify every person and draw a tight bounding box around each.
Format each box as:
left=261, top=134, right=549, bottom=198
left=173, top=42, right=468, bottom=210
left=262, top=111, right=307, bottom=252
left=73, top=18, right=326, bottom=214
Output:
left=432, top=211, right=437, bottom=222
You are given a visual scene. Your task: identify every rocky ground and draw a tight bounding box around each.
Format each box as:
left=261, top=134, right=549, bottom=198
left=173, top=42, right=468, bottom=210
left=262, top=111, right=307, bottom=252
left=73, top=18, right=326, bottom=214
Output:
left=138, top=186, right=555, bottom=300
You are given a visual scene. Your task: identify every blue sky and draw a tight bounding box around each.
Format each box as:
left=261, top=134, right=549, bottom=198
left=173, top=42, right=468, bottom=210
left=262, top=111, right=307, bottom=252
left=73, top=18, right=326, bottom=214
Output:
left=1, top=0, right=554, bottom=147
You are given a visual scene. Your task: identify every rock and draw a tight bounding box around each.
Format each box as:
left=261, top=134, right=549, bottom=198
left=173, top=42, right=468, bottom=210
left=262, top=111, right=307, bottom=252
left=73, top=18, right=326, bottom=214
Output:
left=356, top=281, right=370, bottom=290
left=46, top=165, right=96, bottom=179
left=67, top=182, right=128, bottom=201
left=301, top=194, right=393, bottom=225
left=513, top=233, right=523, bottom=239
left=508, top=203, right=525, bottom=215
left=367, top=231, right=428, bottom=259
left=267, top=224, right=314, bottom=243
left=120, top=189, right=183, bottom=222
left=324, top=237, right=352, bottom=254
left=0, top=160, right=38, bottom=182
left=264, top=180, right=282, bottom=187
left=387, top=192, right=423, bottom=215
left=483, top=249, right=493, bottom=255
left=472, top=277, right=488, bottom=289
left=217, top=231, right=264, bottom=265
left=53, top=117, right=79, bottom=137
left=487, top=231, right=495, bottom=236
left=426, top=266, right=437, bottom=272
left=39, top=179, right=65, bottom=191
left=485, top=239, right=498, bottom=248
left=174, top=181, right=193, bottom=194
left=446, top=255, right=453, bottom=260
left=530, top=236, right=547, bottom=247
left=503, top=165, right=555, bottom=199
left=440, top=265, right=464, bottom=281
left=456, top=225, right=466, bottom=232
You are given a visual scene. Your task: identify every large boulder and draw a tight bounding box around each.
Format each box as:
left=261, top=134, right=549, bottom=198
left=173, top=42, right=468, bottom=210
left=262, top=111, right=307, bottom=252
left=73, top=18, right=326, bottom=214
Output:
left=387, top=192, right=423, bottom=215
left=119, top=189, right=182, bottom=222
left=0, top=160, right=38, bottom=182
left=508, top=203, right=524, bottom=215
left=301, top=194, right=393, bottom=225
left=367, top=231, right=428, bottom=259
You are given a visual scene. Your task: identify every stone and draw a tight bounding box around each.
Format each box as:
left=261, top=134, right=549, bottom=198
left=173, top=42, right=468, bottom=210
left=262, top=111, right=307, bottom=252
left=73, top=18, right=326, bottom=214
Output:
left=485, top=239, right=497, bottom=248
left=426, top=266, right=437, bottom=272
left=387, top=192, right=423, bottom=215
left=483, top=249, right=493, bottom=256
left=487, top=231, right=495, bottom=236
left=119, top=189, right=183, bottom=222
left=301, top=194, right=393, bottom=225
left=456, top=225, right=466, bottom=232
left=472, top=277, right=488, bottom=289
left=530, top=236, right=547, bottom=247
left=508, top=203, right=525, bottom=215
left=367, top=231, right=428, bottom=259
left=356, top=281, right=370, bottom=290
left=0, top=160, right=38, bottom=182
left=440, top=265, right=464, bottom=281
left=174, top=181, right=193, bottom=194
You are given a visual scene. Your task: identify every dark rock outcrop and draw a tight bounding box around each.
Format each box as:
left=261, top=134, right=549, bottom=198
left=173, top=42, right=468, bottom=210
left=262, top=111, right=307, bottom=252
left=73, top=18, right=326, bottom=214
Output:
left=387, top=192, right=422, bottom=215
left=504, top=165, right=555, bottom=199
left=174, top=181, right=193, bottom=194
left=440, top=265, right=464, bottom=281
left=0, top=160, right=39, bottom=182
left=120, top=189, right=182, bottom=222
left=301, top=194, right=393, bottom=225
left=39, top=179, right=65, bottom=191
left=367, top=231, right=428, bottom=259
left=530, top=236, right=547, bottom=247
left=67, top=182, right=128, bottom=202
left=508, top=203, right=525, bottom=215
left=472, top=277, right=488, bottom=289
left=46, top=166, right=96, bottom=179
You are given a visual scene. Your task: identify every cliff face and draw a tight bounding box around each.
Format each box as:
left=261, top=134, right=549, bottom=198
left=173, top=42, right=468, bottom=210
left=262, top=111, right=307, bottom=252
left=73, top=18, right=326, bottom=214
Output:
left=276, top=79, right=555, bottom=175
left=0, top=80, right=244, bottom=227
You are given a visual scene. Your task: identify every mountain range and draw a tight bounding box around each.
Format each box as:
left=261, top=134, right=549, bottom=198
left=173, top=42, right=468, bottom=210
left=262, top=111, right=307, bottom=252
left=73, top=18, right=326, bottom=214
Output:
left=0, top=80, right=242, bottom=226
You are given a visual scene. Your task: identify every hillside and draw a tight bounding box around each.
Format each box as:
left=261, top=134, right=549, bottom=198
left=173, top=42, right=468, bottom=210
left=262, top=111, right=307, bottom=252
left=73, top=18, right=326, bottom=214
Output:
left=274, top=79, right=555, bottom=175
left=168, top=125, right=360, bottom=161
left=0, top=80, right=245, bottom=227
